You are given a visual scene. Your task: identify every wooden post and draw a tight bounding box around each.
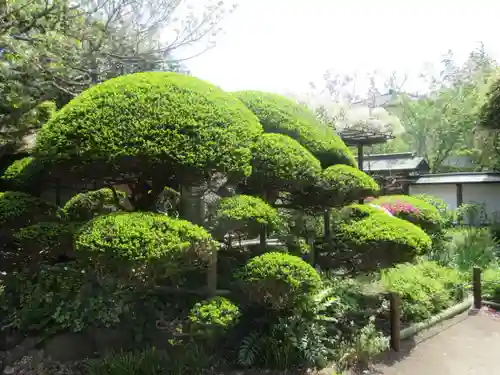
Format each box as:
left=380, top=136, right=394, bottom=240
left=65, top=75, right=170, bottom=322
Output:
left=207, top=250, right=218, bottom=297
left=389, top=292, right=401, bottom=352
left=473, top=267, right=482, bottom=309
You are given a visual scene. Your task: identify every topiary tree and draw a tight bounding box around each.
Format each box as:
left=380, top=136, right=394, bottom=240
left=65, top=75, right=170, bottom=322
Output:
left=34, top=72, right=263, bottom=212
left=0, top=157, right=45, bottom=195
left=188, top=296, right=241, bottom=338
left=370, top=195, right=443, bottom=234
left=0, top=191, right=56, bottom=231
left=320, top=204, right=432, bottom=272
left=74, top=212, right=217, bottom=283
left=244, top=133, right=322, bottom=198
left=236, top=252, right=322, bottom=311
left=234, top=91, right=355, bottom=168
left=58, top=188, right=128, bottom=222
left=212, top=195, right=283, bottom=242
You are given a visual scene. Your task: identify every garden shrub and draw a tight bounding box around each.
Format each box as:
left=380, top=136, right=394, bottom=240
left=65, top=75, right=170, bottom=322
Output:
left=0, top=157, right=45, bottom=194
left=0, top=191, right=56, bottom=231
left=234, top=90, right=355, bottom=168
left=58, top=188, right=127, bottom=221
left=13, top=221, right=82, bottom=263
left=74, top=212, right=217, bottom=282
left=212, top=195, right=283, bottom=240
left=35, top=72, right=263, bottom=182
left=236, top=252, right=322, bottom=310
left=412, top=193, right=454, bottom=228
left=430, top=227, right=499, bottom=271
left=371, top=195, right=444, bottom=234
left=188, top=296, right=241, bottom=336
left=323, top=204, right=432, bottom=272
left=0, top=263, right=135, bottom=333
left=305, top=165, right=379, bottom=208
left=482, top=268, right=500, bottom=303
left=248, top=133, right=322, bottom=193
left=381, top=261, right=464, bottom=323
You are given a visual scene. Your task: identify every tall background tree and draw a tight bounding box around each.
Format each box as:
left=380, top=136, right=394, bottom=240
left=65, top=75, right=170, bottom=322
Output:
left=0, top=0, right=235, bottom=143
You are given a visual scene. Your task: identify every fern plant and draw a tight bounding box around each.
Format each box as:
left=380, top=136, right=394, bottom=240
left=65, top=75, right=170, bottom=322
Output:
left=237, top=288, right=342, bottom=370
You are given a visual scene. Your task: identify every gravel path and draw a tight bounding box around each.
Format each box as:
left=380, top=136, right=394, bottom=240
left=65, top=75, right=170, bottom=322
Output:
left=371, top=308, right=500, bottom=375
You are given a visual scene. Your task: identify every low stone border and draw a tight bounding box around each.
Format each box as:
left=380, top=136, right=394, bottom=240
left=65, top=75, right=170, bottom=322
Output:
left=399, top=296, right=473, bottom=340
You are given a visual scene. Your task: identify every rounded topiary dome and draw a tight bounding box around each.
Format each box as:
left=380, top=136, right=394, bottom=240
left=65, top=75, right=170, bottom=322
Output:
left=250, top=133, right=322, bottom=191
left=35, top=72, right=263, bottom=179
left=75, top=212, right=216, bottom=281
left=0, top=157, right=45, bottom=194
left=234, top=91, right=355, bottom=168
left=236, top=252, right=321, bottom=310
left=324, top=204, right=432, bottom=271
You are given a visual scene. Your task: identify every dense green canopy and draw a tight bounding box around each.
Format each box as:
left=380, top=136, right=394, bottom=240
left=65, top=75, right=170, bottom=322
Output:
left=248, top=133, right=322, bottom=192
left=234, top=91, right=355, bottom=168
left=35, top=72, right=263, bottom=182
left=480, top=79, right=500, bottom=129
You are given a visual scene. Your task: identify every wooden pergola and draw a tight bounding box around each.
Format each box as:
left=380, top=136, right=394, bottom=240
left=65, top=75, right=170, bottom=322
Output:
left=337, top=128, right=395, bottom=169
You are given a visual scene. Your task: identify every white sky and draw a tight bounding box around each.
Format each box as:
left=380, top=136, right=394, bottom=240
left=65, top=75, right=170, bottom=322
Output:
left=187, top=0, right=500, bottom=96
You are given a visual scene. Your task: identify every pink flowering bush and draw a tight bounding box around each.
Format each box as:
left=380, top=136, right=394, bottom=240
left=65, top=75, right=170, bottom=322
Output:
left=371, top=195, right=443, bottom=234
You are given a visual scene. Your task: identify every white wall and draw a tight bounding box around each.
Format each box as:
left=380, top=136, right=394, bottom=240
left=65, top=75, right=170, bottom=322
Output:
left=462, top=183, right=500, bottom=223
left=409, top=184, right=458, bottom=210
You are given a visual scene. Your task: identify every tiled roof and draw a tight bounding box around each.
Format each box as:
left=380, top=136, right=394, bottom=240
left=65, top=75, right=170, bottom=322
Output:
left=413, top=173, right=500, bottom=184
left=361, top=152, right=429, bottom=172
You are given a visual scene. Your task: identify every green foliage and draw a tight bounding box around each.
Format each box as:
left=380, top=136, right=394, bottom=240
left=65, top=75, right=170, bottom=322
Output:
left=381, top=261, right=464, bottom=323
left=212, top=195, right=283, bottom=240
left=13, top=221, right=82, bottom=262
left=58, top=188, right=126, bottom=221
left=234, top=90, right=355, bottom=168
left=0, top=157, right=45, bottom=194
left=85, top=348, right=167, bottom=375
left=236, top=252, right=322, bottom=310
left=327, top=204, right=432, bottom=271
left=35, top=72, right=263, bottom=182
left=248, top=133, right=322, bottom=192
left=74, top=212, right=216, bottom=282
left=480, top=78, right=500, bottom=130
left=188, top=297, right=241, bottom=334
left=371, top=195, right=444, bottom=234
left=0, top=191, right=56, bottom=229
left=482, top=268, right=500, bottom=303
left=429, top=227, right=499, bottom=271
left=0, top=264, right=133, bottom=333
left=412, top=193, right=454, bottom=228
left=306, top=165, right=379, bottom=207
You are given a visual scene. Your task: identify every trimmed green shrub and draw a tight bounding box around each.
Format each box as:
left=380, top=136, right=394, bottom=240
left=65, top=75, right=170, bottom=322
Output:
left=371, top=195, right=444, bottom=234
left=74, top=212, right=217, bottom=281
left=381, top=261, right=464, bottom=323
left=236, top=252, right=322, bottom=310
left=14, top=222, right=82, bottom=262
left=304, top=165, right=379, bottom=208
left=212, top=195, right=283, bottom=240
left=35, top=72, right=263, bottom=182
left=188, top=296, right=241, bottom=334
left=0, top=191, right=56, bottom=230
left=58, top=188, right=126, bottom=221
left=324, top=204, right=432, bottom=271
left=0, top=157, right=45, bottom=194
left=234, top=90, right=355, bottom=168
left=248, top=133, right=322, bottom=192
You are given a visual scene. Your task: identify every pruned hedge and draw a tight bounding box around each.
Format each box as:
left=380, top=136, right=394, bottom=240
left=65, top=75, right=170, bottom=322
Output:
left=248, top=133, right=322, bottom=192
left=35, top=72, right=263, bottom=181
left=212, top=195, right=283, bottom=240
left=58, top=188, right=127, bottom=221
left=0, top=157, right=45, bottom=194
left=74, top=212, right=217, bottom=281
left=234, top=90, right=355, bottom=168
left=371, top=195, right=443, bottom=233
left=0, top=191, right=56, bottom=230
left=321, top=204, right=432, bottom=271
left=236, top=252, right=322, bottom=310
